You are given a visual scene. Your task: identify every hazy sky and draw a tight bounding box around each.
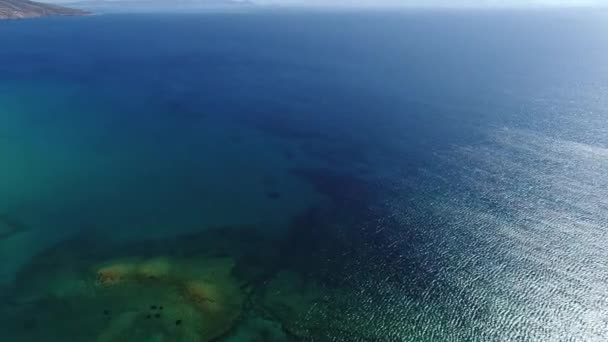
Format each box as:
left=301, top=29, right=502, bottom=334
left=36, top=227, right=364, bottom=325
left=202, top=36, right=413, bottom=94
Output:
left=42, top=0, right=606, bottom=7
left=253, top=0, right=604, bottom=6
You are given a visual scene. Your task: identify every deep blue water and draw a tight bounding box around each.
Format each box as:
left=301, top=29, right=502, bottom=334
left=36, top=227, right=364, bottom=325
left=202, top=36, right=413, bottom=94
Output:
left=1, top=9, right=608, bottom=341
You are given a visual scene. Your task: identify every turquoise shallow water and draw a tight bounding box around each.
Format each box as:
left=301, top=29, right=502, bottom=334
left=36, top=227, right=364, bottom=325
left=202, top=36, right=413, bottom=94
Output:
left=0, top=80, right=322, bottom=284
left=1, top=10, right=608, bottom=341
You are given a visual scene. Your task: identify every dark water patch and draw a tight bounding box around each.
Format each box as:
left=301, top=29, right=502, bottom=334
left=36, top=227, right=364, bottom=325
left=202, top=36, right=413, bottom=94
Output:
left=278, top=205, right=431, bottom=290
left=0, top=214, right=28, bottom=240
left=243, top=108, right=373, bottom=169
left=281, top=168, right=387, bottom=279
left=21, top=318, right=37, bottom=333
left=245, top=108, right=332, bottom=142
left=261, top=174, right=277, bottom=187
left=163, top=99, right=206, bottom=120
left=0, top=295, right=102, bottom=340
left=146, top=86, right=208, bottom=121
left=229, top=135, right=242, bottom=144
left=289, top=167, right=377, bottom=213
left=298, top=140, right=371, bottom=169
left=59, top=226, right=272, bottom=261
left=283, top=167, right=453, bottom=296
left=278, top=208, right=336, bottom=270
left=283, top=149, right=295, bottom=161
left=265, top=191, right=281, bottom=200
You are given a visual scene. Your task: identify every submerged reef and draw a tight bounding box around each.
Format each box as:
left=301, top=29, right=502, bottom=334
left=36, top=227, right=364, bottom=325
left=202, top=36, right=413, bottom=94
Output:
left=7, top=254, right=247, bottom=341
left=93, top=257, right=245, bottom=341
left=2, top=163, right=428, bottom=341
left=4, top=222, right=405, bottom=341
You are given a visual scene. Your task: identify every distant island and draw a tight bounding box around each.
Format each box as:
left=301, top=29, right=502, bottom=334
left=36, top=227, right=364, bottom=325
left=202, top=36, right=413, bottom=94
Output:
left=64, top=0, right=253, bottom=13
left=0, top=0, right=254, bottom=19
left=0, top=0, right=89, bottom=19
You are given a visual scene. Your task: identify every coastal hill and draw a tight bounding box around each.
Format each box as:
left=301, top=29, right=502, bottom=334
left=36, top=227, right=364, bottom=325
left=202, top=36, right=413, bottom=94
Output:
left=0, top=0, right=88, bottom=19
left=65, top=0, right=253, bottom=12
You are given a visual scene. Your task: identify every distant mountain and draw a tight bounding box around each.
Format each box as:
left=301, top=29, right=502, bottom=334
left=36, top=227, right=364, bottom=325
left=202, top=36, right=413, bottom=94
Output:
left=0, top=0, right=89, bottom=19
left=64, top=0, right=254, bottom=12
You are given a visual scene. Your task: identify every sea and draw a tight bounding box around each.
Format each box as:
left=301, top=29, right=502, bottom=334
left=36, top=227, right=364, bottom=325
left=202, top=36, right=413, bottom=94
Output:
left=1, top=8, right=608, bottom=341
